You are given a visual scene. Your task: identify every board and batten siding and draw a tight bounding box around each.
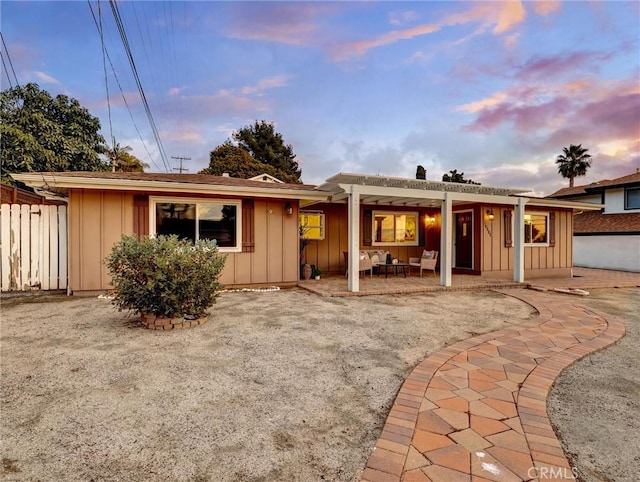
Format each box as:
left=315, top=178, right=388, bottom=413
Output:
left=68, top=189, right=299, bottom=292
left=480, top=205, right=573, bottom=278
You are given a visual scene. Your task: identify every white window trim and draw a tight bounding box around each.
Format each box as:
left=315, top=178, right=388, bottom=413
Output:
left=149, top=196, right=242, bottom=252
left=372, top=211, right=420, bottom=246
left=524, top=212, right=549, bottom=247
left=625, top=186, right=640, bottom=210
left=300, top=210, right=326, bottom=240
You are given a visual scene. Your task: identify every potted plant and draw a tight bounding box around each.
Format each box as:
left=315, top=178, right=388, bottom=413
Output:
left=105, top=235, right=226, bottom=329
left=299, top=225, right=312, bottom=280
left=314, top=268, right=323, bottom=280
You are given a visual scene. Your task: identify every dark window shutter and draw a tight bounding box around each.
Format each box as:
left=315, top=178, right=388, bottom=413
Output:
left=363, top=210, right=372, bottom=246
left=549, top=211, right=556, bottom=247
left=419, top=212, right=426, bottom=247
left=133, top=195, right=149, bottom=238
left=504, top=209, right=513, bottom=248
left=242, top=199, right=255, bottom=252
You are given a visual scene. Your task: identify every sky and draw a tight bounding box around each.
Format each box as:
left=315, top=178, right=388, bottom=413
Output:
left=2, top=1, right=639, bottom=195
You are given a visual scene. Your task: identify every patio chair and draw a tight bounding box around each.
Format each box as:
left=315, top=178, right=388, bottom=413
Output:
left=409, top=250, right=438, bottom=277
left=343, top=251, right=373, bottom=278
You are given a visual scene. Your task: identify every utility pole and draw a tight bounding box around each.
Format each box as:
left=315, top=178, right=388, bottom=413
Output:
left=172, top=156, right=190, bottom=174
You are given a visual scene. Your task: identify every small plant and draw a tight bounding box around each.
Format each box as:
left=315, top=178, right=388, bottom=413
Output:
left=314, top=267, right=323, bottom=277
left=106, top=235, right=226, bottom=318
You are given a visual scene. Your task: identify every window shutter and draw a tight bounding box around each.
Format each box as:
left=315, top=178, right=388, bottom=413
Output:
left=363, top=210, right=372, bottom=246
left=133, top=195, right=149, bottom=238
left=419, top=212, right=426, bottom=247
left=549, top=211, right=556, bottom=247
left=242, top=199, right=255, bottom=252
left=504, top=209, right=513, bottom=248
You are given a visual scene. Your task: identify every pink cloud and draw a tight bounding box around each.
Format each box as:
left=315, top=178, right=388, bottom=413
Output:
left=531, top=1, right=562, bottom=16
left=493, top=1, right=526, bottom=34
left=240, top=75, right=290, bottom=95
left=516, top=51, right=613, bottom=80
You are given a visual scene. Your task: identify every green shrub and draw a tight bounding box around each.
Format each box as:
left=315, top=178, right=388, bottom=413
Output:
left=106, top=235, right=227, bottom=318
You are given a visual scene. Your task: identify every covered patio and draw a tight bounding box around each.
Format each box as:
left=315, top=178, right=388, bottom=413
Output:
left=311, top=173, right=602, bottom=293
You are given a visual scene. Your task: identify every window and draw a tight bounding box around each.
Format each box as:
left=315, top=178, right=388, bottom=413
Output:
left=372, top=211, right=419, bottom=246
left=299, top=211, right=325, bottom=240
left=150, top=197, right=241, bottom=252
left=524, top=213, right=548, bottom=245
left=625, top=187, right=640, bottom=209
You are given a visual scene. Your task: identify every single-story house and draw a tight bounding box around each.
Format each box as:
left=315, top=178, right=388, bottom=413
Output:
left=548, top=170, right=640, bottom=272
left=12, top=171, right=601, bottom=294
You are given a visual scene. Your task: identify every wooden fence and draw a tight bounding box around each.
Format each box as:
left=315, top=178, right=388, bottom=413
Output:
left=0, top=204, right=68, bottom=292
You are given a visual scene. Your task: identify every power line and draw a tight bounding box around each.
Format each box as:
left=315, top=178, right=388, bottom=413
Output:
left=109, top=0, right=171, bottom=172
left=0, top=32, right=19, bottom=87
left=87, top=1, right=160, bottom=172
left=1, top=51, right=13, bottom=89
left=97, top=0, right=114, bottom=154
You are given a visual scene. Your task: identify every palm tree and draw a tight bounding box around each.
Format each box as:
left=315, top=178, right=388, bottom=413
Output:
left=555, top=144, right=592, bottom=187
left=105, top=141, right=148, bottom=172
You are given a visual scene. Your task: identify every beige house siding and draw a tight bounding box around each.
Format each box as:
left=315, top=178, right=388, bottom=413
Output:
left=479, top=205, right=573, bottom=279
left=68, top=190, right=300, bottom=292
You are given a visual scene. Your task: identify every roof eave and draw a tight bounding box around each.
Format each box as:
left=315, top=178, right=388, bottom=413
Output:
left=11, top=173, right=330, bottom=202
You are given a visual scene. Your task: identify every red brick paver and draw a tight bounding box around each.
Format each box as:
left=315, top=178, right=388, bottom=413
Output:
left=361, top=289, right=626, bottom=482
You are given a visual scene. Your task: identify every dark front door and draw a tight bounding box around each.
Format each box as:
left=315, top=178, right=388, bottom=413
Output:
left=455, top=212, right=473, bottom=269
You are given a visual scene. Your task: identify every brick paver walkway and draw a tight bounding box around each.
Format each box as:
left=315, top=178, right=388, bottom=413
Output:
left=361, top=288, right=626, bottom=482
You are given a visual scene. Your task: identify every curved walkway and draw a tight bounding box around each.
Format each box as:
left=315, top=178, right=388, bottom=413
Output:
left=361, top=289, right=626, bottom=482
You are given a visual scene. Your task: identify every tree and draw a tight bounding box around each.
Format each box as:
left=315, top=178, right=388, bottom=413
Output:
left=199, top=143, right=287, bottom=180
left=416, top=165, right=426, bottom=180
left=442, top=169, right=480, bottom=185
left=105, top=141, right=148, bottom=172
left=555, top=144, right=592, bottom=187
left=1, top=83, right=108, bottom=183
left=200, top=120, right=302, bottom=183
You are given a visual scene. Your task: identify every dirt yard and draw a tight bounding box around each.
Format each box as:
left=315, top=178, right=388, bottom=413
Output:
left=1, top=287, right=637, bottom=481
left=547, top=288, right=640, bottom=482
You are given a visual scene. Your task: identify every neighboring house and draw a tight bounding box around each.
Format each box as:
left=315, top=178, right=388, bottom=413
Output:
left=12, top=171, right=600, bottom=294
left=548, top=171, right=640, bottom=272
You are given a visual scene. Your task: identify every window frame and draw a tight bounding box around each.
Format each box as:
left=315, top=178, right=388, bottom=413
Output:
left=523, top=212, right=549, bottom=247
left=149, top=196, right=242, bottom=252
left=624, top=186, right=640, bottom=210
left=372, top=211, right=420, bottom=247
left=299, top=211, right=325, bottom=240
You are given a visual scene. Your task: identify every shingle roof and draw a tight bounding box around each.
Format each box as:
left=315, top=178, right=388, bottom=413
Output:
left=549, top=171, right=640, bottom=198
left=31, top=171, right=318, bottom=191
left=574, top=210, right=640, bottom=234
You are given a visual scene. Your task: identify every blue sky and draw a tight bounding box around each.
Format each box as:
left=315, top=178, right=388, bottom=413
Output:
left=2, top=1, right=639, bottom=195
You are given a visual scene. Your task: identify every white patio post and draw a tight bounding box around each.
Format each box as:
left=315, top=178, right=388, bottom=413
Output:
left=348, top=185, right=360, bottom=292
left=513, top=197, right=526, bottom=282
left=440, top=193, right=453, bottom=287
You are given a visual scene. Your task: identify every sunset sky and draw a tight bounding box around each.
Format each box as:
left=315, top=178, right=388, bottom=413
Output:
left=2, top=1, right=639, bottom=195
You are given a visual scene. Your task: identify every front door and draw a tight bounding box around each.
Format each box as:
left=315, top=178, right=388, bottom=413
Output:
left=455, top=212, right=473, bottom=269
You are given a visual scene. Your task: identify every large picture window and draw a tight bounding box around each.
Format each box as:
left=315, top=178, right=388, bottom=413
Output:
left=524, top=213, right=548, bottom=245
left=150, top=197, right=241, bottom=252
left=299, top=211, right=325, bottom=240
left=372, top=211, right=419, bottom=246
left=625, top=187, right=640, bottom=209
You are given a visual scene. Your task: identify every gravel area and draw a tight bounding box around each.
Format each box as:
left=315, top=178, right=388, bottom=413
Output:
left=547, top=288, right=640, bottom=482
left=1, top=289, right=535, bottom=481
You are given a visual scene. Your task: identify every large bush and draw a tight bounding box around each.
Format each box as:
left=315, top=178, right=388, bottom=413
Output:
left=106, top=235, right=226, bottom=318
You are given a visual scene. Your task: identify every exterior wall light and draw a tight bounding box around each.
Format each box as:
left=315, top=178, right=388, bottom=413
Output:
left=285, top=201, right=293, bottom=215
left=486, top=209, right=495, bottom=221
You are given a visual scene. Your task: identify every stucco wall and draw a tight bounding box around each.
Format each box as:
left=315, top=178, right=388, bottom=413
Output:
left=605, top=187, right=640, bottom=214
left=574, top=235, right=640, bottom=272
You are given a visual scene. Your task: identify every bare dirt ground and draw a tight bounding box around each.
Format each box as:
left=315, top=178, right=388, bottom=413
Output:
left=1, top=288, right=637, bottom=481
left=547, top=288, right=640, bottom=482
left=1, top=289, right=535, bottom=481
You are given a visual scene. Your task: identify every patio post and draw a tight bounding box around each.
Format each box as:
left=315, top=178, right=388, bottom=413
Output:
left=514, top=197, right=526, bottom=282
left=348, top=185, right=360, bottom=292
left=440, top=193, right=452, bottom=287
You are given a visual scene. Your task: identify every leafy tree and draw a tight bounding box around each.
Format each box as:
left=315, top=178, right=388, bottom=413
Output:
left=1, top=83, right=108, bottom=184
left=200, top=120, right=301, bottom=183
left=442, top=169, right=480, bottom=185
left=105, top=141, right=148, bottom=172
left=416, top=165, right=426, bottom=180
left=555, top=144, right=592, bottom=187
left=199, top=143, right=287, bottom=180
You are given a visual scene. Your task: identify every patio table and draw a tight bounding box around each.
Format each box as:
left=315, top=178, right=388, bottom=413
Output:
left=377, top=262, right=408, bottom=278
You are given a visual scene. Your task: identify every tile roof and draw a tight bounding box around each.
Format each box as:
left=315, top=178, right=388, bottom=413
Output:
left=574, top=210, right=640, bottom=234
left=549, top=171, right=640, bottom=198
